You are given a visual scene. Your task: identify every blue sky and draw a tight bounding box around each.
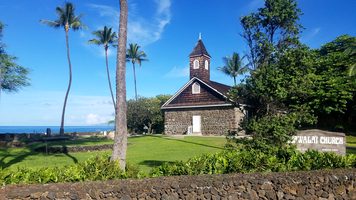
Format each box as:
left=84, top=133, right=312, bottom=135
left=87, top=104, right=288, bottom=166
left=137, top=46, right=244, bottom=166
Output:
left=0, top=0, right=355, bottom=126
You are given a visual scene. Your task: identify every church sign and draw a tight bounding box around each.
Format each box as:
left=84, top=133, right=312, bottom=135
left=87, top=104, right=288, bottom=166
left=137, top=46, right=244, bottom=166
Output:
left=290, top=129, right=346, bottom=155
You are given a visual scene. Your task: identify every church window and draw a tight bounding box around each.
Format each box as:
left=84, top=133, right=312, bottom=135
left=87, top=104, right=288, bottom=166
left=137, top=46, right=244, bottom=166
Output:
left=205, top=60, right=209, bottom=70
left=193, top=59, right=199, bottom=69
left=192, top=82, right=200, bottom=94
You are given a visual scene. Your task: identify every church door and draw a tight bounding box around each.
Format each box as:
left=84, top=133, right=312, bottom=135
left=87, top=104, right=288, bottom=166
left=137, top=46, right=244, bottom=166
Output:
left=192, top=115, right=201, bottom=133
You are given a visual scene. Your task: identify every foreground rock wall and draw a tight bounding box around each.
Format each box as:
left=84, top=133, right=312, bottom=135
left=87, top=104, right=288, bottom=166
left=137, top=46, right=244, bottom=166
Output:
left=1, top=169, right=355, bottom=200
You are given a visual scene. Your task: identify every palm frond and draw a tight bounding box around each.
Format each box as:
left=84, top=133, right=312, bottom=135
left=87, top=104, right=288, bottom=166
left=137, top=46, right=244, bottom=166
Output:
left=42, top=2, right=85, bottom=31
left=219, top=52, right=248, bottom=83
left=39, top=20, right=61, bottom=28
left=88, top=39, right=102, bottom=45
left=349, top=65, right=355, bottom=76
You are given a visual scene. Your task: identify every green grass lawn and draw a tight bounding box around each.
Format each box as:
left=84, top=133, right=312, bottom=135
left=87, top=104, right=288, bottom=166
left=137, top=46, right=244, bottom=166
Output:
left=1, top=135, right=355, bottom=173
left=0, top=135, right=227, bottom=172
left=346, top=135, right=356, bottom=154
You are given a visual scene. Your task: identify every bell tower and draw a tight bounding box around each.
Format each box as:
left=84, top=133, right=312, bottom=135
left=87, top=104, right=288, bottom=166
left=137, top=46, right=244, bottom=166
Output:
left=189, top=34, right=211, bottom=82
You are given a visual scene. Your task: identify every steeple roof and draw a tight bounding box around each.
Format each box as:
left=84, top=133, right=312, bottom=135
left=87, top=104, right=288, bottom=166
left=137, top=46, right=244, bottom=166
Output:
left=189, top=39, right=210, bottom=58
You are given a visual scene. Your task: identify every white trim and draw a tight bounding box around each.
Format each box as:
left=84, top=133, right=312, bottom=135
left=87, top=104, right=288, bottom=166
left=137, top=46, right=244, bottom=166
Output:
left=161, top=77, right=229, bottom=109
left=161, top=78, right=197, bottom=108
left=192, top=82, right=200, bottom=94
left=192, top=115, right=201, bottom=133
left=162, top=103, right=233, bottom=110
left=193, top=59, right=199, bottom=69
left=205, top=60, right=209, bottom=70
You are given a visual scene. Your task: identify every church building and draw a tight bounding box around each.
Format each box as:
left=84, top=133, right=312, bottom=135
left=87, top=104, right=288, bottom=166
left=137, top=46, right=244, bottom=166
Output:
left=161, top=38, right=246, bottom=135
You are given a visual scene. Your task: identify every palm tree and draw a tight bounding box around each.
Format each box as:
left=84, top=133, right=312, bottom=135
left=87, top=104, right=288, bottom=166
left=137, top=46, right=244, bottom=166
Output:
left=218, top=52, right=249, bottom=86
left=111, top=0, right=128, bottom=170
left=41, top=2, right=85, bottom=135
left=88, top=26, right=117, bottom=110
left=345, top=46, right=356, bottom=77
left=126, top=43, right=147, bottom=101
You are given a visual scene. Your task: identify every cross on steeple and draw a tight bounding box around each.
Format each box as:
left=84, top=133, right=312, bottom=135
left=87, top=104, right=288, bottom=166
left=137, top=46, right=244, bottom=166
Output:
left=189, top=36, right=211, bottom=81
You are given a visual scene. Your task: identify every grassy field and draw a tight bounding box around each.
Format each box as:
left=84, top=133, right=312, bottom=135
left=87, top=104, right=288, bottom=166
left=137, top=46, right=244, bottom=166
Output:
left=1, top=135, right=355, bottom=173
left=346, top=135, right=356, bottom=154
left=0, top=135, right=227, bottom=172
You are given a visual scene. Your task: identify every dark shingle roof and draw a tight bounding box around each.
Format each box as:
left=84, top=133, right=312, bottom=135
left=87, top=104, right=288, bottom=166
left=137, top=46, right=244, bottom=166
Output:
left=207, top=81, right=231, bottom=96
left=189, top=39, right=211, bottom=57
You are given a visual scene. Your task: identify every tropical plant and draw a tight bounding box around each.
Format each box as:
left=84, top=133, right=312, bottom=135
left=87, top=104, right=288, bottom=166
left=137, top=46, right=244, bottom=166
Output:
left=88, top=26, right=117, bottom=110
left=240, top=0, right=302, bottom=69
left=112, top=0, right=128, bottom=171
left=344, top=41, right=356, bottom=77
left=0, top=21, right=30, bottom=97
left=126, top=43, right=147, bottom=101
left=127, top=95, right=171, bottom=134
left=218, top=52, right=248, bottom=86
left=40, top=2, right=85, bottom=135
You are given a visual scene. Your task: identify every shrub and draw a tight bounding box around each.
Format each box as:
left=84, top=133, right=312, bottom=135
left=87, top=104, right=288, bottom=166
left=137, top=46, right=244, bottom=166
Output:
left=150, top=147, right=355, bottom=177
left=0, top=155, right=143, bottom=185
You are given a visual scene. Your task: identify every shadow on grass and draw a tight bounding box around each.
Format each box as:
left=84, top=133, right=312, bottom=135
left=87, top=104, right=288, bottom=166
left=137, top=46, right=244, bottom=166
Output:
left=0, top=147, right=39, bottom=169
left=43, top=136, right=112, bottom=147
left=148, top=135, right=225, bottom=150
left=62, top=145, right=78, bottom=164
left=139, top=160, right=176, bottom=168
left=0, top=141, right=79, bottom=169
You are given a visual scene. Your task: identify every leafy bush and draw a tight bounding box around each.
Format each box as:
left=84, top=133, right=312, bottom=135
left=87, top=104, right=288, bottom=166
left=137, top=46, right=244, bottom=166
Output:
left=245, top=112, right=316, bottom=148
left=150, top=147, right=355, bottom=177
left=0, top=154, right=143, bottom=185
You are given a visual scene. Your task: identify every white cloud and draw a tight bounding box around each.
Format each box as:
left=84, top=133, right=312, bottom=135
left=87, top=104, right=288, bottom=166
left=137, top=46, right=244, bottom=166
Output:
left=164, top=66, right=189, bottom=78
left=85, top=113, right=111, bottom=125
left=0, top=90, right=115, bottom=126
left=302, top=27, right=321, bottom=42
left=310, top=28, right=321, bottom=38
left=88, top=0, right=171, bottom=47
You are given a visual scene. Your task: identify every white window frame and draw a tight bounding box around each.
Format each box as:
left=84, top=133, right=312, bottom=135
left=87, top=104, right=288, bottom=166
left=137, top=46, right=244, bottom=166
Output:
left=192, top=82, right=200, bottom=94
left=193, top=59, right=199, bottom=69
left=205, top=60, right=209, bottom=70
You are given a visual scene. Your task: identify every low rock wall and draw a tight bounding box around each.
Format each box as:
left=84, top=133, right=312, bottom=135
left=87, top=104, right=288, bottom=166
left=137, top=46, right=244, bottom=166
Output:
left=1, top=169, right=355, bottom=199
left=34, top=144, right=113, bottom=153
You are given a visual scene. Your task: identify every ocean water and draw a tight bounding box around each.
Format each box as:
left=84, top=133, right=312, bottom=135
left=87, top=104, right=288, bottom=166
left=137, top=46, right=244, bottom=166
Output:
left=0, top=126, right=114, bottom=134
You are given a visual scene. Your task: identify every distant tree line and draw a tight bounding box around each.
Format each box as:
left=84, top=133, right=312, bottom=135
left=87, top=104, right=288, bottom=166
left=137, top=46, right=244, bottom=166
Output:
left=110, top=94, right=171, bottom=134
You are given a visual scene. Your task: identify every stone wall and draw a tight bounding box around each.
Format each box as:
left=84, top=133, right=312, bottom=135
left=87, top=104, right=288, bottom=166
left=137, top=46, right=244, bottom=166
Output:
left=34, top=144, right=113, bottom=153
left=1, top=169, right=355, bottom=199
left=164, top=106, right=244, bottom=135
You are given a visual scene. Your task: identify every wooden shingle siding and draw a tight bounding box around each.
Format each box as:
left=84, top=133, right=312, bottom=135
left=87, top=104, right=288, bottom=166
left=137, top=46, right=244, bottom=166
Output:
left=169, top=80, right=227, bottom=106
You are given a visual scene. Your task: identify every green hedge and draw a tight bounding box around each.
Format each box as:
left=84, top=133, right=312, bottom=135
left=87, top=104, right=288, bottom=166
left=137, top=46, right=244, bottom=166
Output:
left=1, top=148, right=355, bottom=185
left=0, top=154, right=143, bottom=185
left=150, top=147, right=356, bottom=177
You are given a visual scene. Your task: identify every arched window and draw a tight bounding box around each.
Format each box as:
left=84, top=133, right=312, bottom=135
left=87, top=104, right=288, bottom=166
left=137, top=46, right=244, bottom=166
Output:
left=192, top=82, right=200, bottom=94
left=205, top=60, right=209, bottom=70
left=193, top=59, right=199, bottom=69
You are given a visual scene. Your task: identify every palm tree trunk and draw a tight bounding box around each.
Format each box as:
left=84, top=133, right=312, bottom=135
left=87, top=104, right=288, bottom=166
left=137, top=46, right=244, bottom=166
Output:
left=233, top=76, right=236, bottom=86
left=105, top=48, right=116, bottom=111
left=112, top=0, right=128, bottom=171
left=132, top=63, right=138, bottom=101
left=60, top=30, right=72, bottom=135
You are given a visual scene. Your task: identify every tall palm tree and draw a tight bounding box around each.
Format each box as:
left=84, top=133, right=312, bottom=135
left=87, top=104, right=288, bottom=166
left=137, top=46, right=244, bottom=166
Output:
left=111, top=0, right=128, bottom=170
left=345, top=45, right=356, bottom=77
left=126, top=43, right=147, bottom=101
left=88, top=26, right=117, bottom=110
left=41, top=2, right=85, bottom=135
left=218, top=52, right=249, bottom=86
